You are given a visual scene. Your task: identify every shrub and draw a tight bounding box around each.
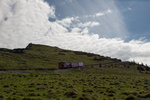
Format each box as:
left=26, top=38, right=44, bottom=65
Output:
left=144, top=93, right=150, bottom=98
left=28, top=93, right=37, bottom=96
left=125, top=95, right=136, bottom=100
left=82, top=89, right=94, bottom=93
left=64, top=89, right=78, bottom=98
left=79, top=94, right=90, bottom=100
left=139, top=93, right=150, bottom=98
left=23, top=97, right=35, bottom=100
left=0, top=94, right=5, bottom=99
left=3, top=85, right=9, bottom=88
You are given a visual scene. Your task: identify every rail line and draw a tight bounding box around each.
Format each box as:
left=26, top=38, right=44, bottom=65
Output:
left=0, top=61, right=134, bottom=73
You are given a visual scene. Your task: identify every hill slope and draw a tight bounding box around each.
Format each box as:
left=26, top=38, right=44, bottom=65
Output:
left=0, top=43, right=123, bottom=70
left=1, top=44, right=150, bottom=100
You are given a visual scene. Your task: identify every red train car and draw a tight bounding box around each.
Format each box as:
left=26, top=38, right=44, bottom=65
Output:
left=58, top=61, right=84, bottom=69
left=58, top=61, right=70, bottom=69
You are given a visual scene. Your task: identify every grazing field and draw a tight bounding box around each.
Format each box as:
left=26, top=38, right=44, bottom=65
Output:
left=0, top=66, right=150, bottom=100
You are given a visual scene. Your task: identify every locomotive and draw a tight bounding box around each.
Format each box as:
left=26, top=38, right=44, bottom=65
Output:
left=58, top=61, right=84, bottom=69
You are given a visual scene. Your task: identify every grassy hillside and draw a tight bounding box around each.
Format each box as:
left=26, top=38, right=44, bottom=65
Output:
left=1, top=43, right=150, bottom=100
left=1, top=66, right=150, bottom=100
left=0, top=43, right=121, bottom=70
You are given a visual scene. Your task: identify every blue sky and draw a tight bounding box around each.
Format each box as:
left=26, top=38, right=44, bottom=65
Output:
left=46, top=0, right=150, bottom=41
left=116, top=0, right=150, bottom=41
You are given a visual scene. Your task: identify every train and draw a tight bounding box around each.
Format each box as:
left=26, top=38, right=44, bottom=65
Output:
left=58, top=61, right=84, bottom=69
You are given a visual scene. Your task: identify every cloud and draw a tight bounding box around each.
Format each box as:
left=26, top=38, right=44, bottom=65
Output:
left=78, top=21, right=100, bottom=28
left=95, top=9, right=112, bottom=17
left=107, top=9, right=112, bottom=13
left=84, top=9, right=112, bottom=18
left=0, top=0, right=150, bottom=66
left=128, top=7, right=132, bottom=11
left=95, top=12, right=105, bottom=17
left=56, top=17, right=76, bottom=28
left=0, top=0, right=52, bottom=48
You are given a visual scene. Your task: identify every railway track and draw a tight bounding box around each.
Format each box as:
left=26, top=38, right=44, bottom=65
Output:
left=0, top=61, right=133, bottom=73
left=85, top=61, right=127, bottom=67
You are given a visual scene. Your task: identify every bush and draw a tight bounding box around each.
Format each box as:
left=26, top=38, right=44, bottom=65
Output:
left=79, top=94, right=90, bottom=100
left=64, top=89, right=78, bottom=98
left=125, top=95, right=136, bottom=100
left=139, top=93, right=150, bottom=98
left=3, top=85, right=9, bottom=88
left=82, top=89, right=94, bottom=93
left=0, top=94, right=5, bottom=99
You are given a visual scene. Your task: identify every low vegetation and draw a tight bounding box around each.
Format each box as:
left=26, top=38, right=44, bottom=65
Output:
left=0, top=43, right=150, bottom=100
left=1, top=66, right=150, bottom=100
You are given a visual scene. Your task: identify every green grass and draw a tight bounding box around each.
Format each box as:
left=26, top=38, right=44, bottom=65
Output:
left=0, top=66, right=150, bottom=100
left=0, top=43, right=119, bottom=70
left=0, top=43, right=150, bottom=100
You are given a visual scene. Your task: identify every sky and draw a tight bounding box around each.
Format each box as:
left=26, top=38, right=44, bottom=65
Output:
left=116, top=0, right=150, bottom=41
left=0, top=0, right=150, bottom=65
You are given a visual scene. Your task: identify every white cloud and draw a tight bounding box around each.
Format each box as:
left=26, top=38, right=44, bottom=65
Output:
left=85, top=9, right=112, bottom=18
left=78, top=21, right=100, bottom=28
left=56, top=17, right=76, bottom=28
left=71, top=28, right=81, bottom=33
left=128, top=7, right=132, bottom=11
left=95, top=9, right=112, bottom=17
left=107, top=9, right=112, bottom=13
left=96, top=12, right=105, bottom=17
left=0, top=0, right=150, bottom=66
left=81, top=28, right=89, bottom=34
